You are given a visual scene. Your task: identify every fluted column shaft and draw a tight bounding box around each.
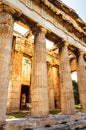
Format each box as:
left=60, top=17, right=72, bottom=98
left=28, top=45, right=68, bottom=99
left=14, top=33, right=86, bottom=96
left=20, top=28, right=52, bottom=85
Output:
left=59, top=44, right=75, bottom=114
left=31, top=27, right=49, bottom=117
left=77, top=51, right=86, bottom=112
left=47, top=64, right=55, bottom=110
left=0, top=12, right=14, bottom=123
left=52, top=66, right=61, bottom=108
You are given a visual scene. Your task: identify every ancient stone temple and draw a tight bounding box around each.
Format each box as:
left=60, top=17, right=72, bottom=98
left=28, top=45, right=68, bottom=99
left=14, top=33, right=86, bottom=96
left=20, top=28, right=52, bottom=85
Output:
left=0, top=0, right=86, bottom=128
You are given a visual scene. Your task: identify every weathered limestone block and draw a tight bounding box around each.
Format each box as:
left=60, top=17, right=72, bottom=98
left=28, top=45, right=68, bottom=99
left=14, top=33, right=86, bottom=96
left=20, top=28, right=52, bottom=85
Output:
left=5, top=123, right=15, bottom=130
left=22, top=56, right=31, bottom=85
left=2, top=113, right=86, bottom=130
left=59, top=43, right=75, bottom=114
left=0, top=12, right=14, bottom=124
left=9, top=51, right=22, bottom=112
left=77, top=51, right=86, bottom=112
left=7, top=37, right=23, bottom=112
left=31, top=26, right=49, bottom=117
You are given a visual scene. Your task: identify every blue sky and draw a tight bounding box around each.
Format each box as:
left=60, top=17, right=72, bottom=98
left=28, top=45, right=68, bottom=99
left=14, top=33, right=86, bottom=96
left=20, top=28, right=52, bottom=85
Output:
left=61, top=0, right=86, bottom=22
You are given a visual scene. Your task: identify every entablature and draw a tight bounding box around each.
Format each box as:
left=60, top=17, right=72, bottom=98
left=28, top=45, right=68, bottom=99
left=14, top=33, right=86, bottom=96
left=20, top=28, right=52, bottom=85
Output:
left=0, top=0, right=86, bottom=53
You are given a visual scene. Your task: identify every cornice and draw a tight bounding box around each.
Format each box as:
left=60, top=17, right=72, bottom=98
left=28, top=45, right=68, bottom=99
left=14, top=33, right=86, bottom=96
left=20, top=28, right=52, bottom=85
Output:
left=41, top=0, right=86, bottom=43
left=47, top=0, right=86, bottom=32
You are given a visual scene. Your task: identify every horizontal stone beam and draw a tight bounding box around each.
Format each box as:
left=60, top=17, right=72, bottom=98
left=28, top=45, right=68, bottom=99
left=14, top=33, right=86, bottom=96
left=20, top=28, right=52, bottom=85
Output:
left=3, top=0, right=86, bottom=52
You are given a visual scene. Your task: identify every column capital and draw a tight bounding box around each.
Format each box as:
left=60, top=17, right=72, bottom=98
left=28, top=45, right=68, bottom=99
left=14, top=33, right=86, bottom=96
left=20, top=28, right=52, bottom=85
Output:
left=58, top=41, right=69, bottom=51
left=32, top=23, right=47, bottom=35
left=47, top=62, right=53, bottom=67
left=40, top=26, right=47, bottom=34
left=64, top=41, right=69, bottom=47
left=0, top=12, right=14, bottom=27
left=36, top=23, right=47, bottom=34
left=79, top=50, right=84, bottom=55
left=76, top=49, right=85, bottom=62
left=0, top=3, right=21, bottom=17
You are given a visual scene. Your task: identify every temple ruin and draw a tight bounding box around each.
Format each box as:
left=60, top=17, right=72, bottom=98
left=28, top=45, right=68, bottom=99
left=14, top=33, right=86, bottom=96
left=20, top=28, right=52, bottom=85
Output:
left=0, top=0, right=86, bottom=129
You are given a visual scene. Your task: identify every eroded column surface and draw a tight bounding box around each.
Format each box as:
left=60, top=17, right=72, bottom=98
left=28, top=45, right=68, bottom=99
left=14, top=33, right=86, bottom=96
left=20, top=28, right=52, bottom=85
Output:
left=0, top=12, right=14, bottom=123
left=31, top=26, right=49, bottom=117
left=59, top=43, right=75, bottom=114
left=77, top=51, right=86, bottom=112
left=47, top=63, right=55, bottom=110
left=52, top=66, right=61, bottom=109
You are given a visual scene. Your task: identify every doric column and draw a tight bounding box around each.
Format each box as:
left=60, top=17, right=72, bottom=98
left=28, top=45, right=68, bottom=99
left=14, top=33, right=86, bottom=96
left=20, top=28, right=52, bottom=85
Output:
left=47, top=63, right=55, bottom=110
left=31, top=26, right=49, bottom=117
left=0, top=12, right=14, bottom=123
left=76, top=51, right=86, bottom=112
left=52, top=65, right=61, bottom=108
left=59, top=42, right=75, bottom=114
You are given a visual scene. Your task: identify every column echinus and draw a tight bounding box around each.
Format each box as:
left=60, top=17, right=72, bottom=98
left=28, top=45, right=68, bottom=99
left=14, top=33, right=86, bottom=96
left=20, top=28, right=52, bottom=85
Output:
left=59, top=42, right=75, bottom=114
left=0, top=12, right=14, bottom=123
left=77, top=51, right=86, bottom=112
left=31, top=25, right=49, bottom=117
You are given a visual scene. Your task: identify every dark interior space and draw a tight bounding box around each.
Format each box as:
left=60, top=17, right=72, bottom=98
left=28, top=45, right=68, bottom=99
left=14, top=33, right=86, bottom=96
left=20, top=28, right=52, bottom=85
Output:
left=20, top=85, right=30, bottom=110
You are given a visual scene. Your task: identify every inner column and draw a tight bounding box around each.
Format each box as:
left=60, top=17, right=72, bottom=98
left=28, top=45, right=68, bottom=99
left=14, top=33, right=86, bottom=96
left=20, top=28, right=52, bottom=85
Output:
left=0, top=12, right=14, bottom=123
left=52, top=65, right=61, bottom=109
left=59, top=42, right=75, bottom=114
left=47, top=63, right=55, bottom=110
left=77, top=51, right=86, bottom=112
left=31, top=26, right=49, bottom=117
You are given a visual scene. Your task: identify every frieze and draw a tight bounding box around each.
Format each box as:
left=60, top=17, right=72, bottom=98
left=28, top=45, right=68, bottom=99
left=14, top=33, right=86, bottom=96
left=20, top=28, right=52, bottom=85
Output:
left=19, top=0, right=55, bottom=26
left=19, top=0, right=62, bottom=33
left=19, top=0, right=43, bottom=16
left=19, top=0, right=32, bottom=9
left=19, top=0, right=85, bottom=50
